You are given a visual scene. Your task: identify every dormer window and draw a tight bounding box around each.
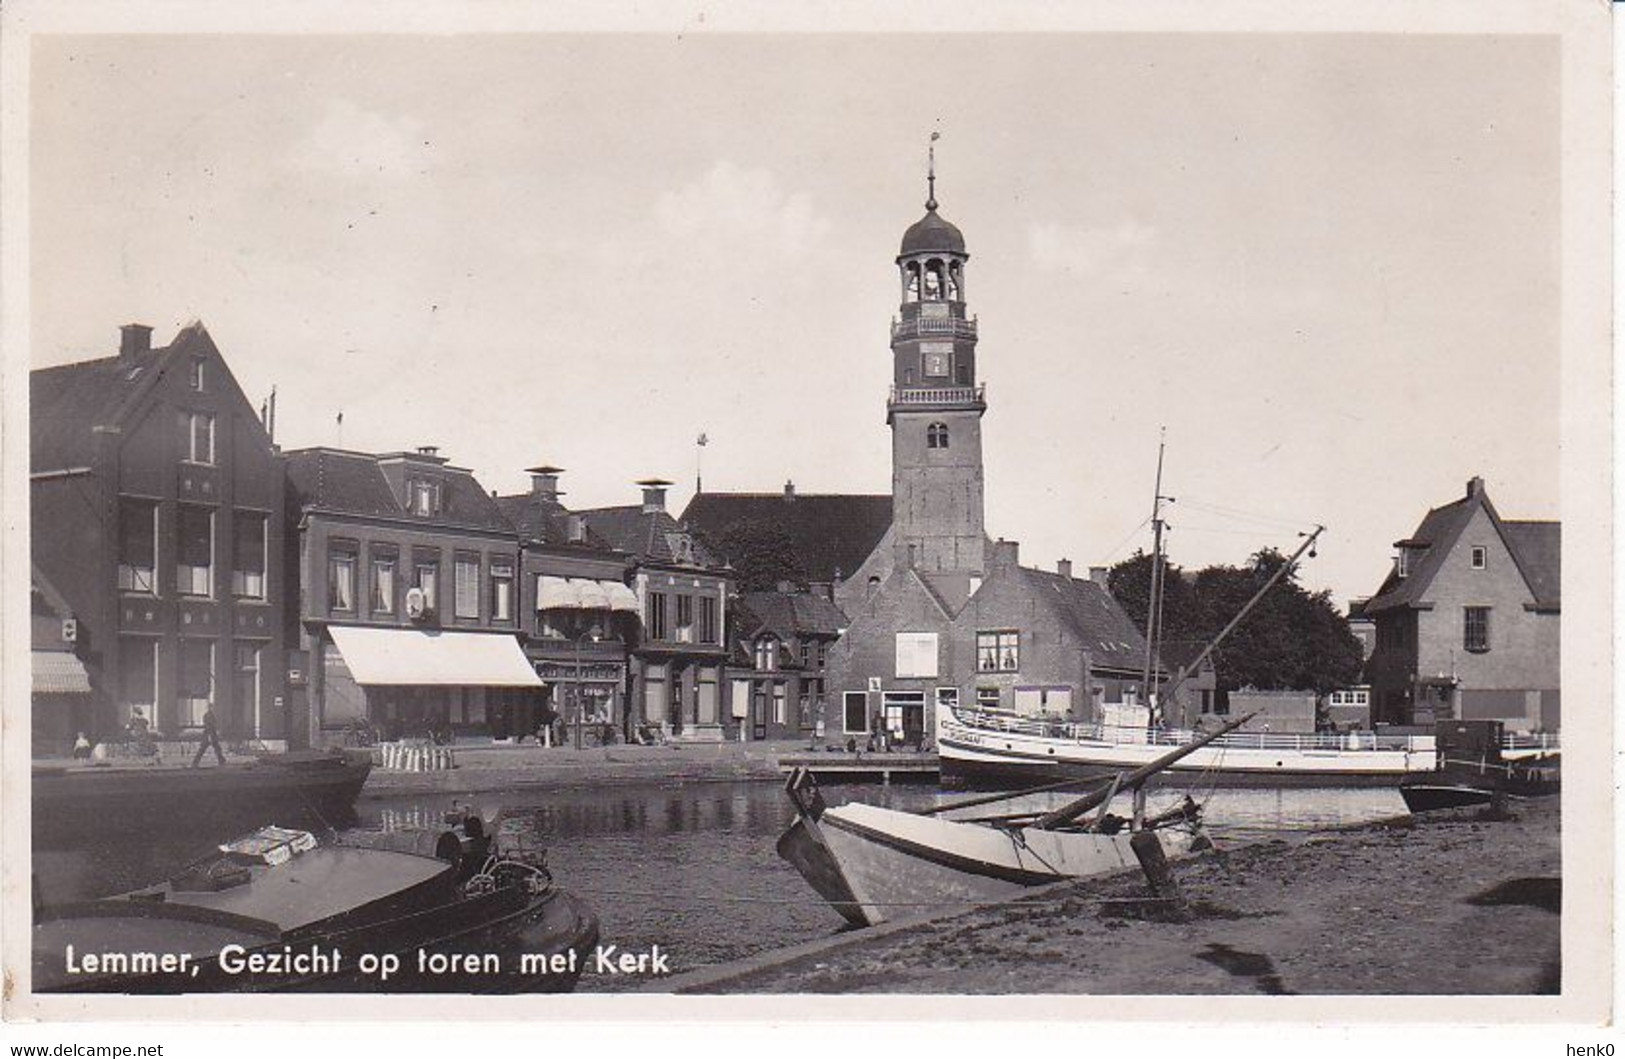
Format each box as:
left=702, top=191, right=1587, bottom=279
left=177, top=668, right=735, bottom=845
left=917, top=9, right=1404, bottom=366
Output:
left=1395, top=549, right=1411, bottom=579
left=754, top=636, right=779, bottom=672
left=410, top=479, right=439, bottom=517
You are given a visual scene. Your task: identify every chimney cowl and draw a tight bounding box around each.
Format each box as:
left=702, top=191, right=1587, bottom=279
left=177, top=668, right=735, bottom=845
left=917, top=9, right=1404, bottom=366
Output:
left=636, top=478, right=672, bottom=514
left=119, top=323, right=153, bottom=359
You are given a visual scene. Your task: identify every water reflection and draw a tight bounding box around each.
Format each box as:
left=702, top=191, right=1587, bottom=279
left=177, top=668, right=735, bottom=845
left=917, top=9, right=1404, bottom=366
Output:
left=33, top=779, right=1410, bottom=992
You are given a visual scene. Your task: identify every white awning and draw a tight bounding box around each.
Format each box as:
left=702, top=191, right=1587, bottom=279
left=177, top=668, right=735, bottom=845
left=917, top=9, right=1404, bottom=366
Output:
left=603, top=581, right=640, bottom=613
left=537, top=576, right=583, bottom=610
left=575, top=579, right=612, bottom=610
left=328, top=626, right=542, bottom=687
left=33, top=651, right=91, bottom=694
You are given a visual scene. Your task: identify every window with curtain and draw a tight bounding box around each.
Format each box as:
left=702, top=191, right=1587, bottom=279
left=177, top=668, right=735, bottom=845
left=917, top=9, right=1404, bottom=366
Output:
left=454, top=556, right=480, bottom=619
left=329, top=547, right=356, bottom=612
left=176, top=505, right=214, bottom=597
left=371, top=553, right=397, bottom=614
left=118, top=497, right=158, bottom=593
left=177, top=638, right=214, bottom=728
left=415, top=557, right=439, bottom=611
left=232, top=513, right=267, bottom=599
left=490, top=560, right=514, bottom=622
left=179, top=411, right=215, bottom=464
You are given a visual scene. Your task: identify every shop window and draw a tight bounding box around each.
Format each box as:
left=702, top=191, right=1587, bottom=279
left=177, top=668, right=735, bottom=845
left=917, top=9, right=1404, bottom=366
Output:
left=231, top=513, right=267, bottom=599
left=117, top=497, right=159, bottom=594
left=176, top=505, right=214, bottom=597
left=120, top=637, right=158, bottom=719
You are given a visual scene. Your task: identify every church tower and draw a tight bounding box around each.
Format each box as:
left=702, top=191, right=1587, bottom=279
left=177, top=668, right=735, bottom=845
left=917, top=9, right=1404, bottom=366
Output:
left=888, top=151, right=988, bottom=575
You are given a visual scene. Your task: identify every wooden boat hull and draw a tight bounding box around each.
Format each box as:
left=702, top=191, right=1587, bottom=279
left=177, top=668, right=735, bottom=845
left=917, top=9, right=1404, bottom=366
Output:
left=1398, top=782, right=1496, bottom=814
left=32, top=752, right=372, bottom=843
left=778, top=800, right=1197, bottom=928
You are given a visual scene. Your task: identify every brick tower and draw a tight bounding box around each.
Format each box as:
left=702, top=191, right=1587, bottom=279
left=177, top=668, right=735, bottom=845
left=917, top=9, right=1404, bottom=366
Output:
left=888, top=154, right=988, bottom=576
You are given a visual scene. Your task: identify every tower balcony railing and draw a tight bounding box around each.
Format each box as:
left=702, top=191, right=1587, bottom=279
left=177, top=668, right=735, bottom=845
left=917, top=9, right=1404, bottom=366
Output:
left=891, top=316, right=978, bottom=342
left=888, top=383, right=986, bottom=407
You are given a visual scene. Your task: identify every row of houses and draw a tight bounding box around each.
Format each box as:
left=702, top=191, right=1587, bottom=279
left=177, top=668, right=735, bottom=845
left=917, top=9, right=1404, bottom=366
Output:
left=28, top=323, right=852, bottom=751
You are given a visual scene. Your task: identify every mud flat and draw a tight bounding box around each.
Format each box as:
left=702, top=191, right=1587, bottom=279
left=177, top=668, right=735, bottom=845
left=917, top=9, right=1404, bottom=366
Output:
left=672, top=796, right=1561, bottom=995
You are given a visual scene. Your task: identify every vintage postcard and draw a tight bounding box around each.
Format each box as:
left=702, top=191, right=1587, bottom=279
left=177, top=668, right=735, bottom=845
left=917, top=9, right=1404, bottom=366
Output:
left=1, top=0, right=1612, bottom=1043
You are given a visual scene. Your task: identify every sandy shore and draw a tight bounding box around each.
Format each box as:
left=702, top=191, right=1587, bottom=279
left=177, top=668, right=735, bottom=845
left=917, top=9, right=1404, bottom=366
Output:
left=685, top=796, right=1561, bottom=995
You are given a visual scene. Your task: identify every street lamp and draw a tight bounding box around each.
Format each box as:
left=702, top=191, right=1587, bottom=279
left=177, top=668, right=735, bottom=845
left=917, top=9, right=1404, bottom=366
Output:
left=573, top=621, right=603, bottom=750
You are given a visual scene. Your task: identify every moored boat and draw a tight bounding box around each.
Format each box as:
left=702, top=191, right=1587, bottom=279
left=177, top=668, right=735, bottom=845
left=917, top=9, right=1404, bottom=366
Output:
left=32, top=749, right=373, bottom=843
left=779, top=715, right=1247, bottom=927
left=32, top=813, right=599, bottom=993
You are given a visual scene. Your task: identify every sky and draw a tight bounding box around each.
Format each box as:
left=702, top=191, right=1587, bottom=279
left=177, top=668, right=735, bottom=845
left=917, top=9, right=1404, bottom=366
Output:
left=27, top=31, right=1561, bottom=607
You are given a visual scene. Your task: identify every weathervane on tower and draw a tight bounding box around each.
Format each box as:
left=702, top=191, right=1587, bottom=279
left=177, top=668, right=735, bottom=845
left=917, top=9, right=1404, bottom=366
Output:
left=927, top=130, right=940, bottom=210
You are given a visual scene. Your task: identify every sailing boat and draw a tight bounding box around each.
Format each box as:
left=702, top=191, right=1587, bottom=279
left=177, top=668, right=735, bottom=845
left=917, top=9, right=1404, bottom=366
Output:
left=778, top=714, right=1250, bottom=927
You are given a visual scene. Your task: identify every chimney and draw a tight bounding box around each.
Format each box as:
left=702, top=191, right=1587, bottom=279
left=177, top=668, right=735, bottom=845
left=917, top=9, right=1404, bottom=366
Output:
left=1057, top=558, right=1073, bottom=580
left=637, top=478, right=672, bottom=514
left=1089, top=566, right=1110, bottom=587
left=119, top=323, right=153, bottom=359
left=1466, top=476, right=1485, bottom=499
left=991, top=538, right=1020, bottom=568
left=416, top=445, right=440, bottom=459
left=809, top=581, right=833, bottom=600
left=784, top=479, right=796, bottom=502
left=566, top=514, right=586, bottom=543
left=527, top=465, right=564, bottom=500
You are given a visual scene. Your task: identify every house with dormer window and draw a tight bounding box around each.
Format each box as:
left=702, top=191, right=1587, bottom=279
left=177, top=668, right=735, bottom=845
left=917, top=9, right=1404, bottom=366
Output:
left=1364, top=476, right=1559, bottom=730
left=286, top=445, right=538, bottom=744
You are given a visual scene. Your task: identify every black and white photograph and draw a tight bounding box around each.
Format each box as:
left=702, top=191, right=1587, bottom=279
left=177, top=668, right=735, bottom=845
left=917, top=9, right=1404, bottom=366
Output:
left=1, top=0, right=1612, bottom=1044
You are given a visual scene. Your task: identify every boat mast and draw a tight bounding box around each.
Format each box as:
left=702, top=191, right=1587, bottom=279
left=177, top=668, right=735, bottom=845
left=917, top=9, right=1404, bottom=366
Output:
left=1140, top=429, right=1172, bottom=725
left=1160, top=524, right=1325, bottom=706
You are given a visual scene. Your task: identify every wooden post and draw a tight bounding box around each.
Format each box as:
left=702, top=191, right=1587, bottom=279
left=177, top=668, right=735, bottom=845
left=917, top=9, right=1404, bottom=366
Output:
left=1130, top=831, right=1188, bottom=915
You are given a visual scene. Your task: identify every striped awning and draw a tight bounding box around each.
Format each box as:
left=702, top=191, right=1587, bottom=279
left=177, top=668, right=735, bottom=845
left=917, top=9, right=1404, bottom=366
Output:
left=537, top=576, right=640, bottom=614
left=33, top=651, right=91, bottom=694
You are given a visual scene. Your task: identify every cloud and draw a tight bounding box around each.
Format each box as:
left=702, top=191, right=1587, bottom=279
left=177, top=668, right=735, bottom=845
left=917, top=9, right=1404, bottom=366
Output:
left=1028, top=218, right=1156, bottom=277
left=286, top=99, right=431, bottom=180
left=653, top=161, right=832, bottom=261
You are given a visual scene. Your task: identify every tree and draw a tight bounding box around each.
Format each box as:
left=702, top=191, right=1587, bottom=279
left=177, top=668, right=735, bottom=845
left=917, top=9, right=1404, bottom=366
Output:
left=1109, top=547, right=1363, bottom=698
left=704, top=519, right=806, bottom=592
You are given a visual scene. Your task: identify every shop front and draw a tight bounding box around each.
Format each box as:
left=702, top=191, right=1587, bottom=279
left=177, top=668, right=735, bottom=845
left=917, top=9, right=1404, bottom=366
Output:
left=532, top=657, right=627, bottom=746
left=316, top=625, right=542, bottom=740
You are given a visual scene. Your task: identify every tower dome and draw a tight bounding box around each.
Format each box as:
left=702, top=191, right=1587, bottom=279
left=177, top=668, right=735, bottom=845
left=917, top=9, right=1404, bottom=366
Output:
left=899, top=208, right=966, bottom=256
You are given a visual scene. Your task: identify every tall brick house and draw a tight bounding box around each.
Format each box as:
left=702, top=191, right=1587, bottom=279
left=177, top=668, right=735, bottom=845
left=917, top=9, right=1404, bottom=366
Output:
left=1363, top=476, right=1559, bottom=730
left=31, top=322, right=291, bottom=747
left=824, top=175, right=1152, bottom=742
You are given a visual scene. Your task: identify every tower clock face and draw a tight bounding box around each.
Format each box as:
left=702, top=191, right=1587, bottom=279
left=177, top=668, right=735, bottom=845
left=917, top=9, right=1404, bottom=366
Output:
left=923, top=351, right=949, bottom=378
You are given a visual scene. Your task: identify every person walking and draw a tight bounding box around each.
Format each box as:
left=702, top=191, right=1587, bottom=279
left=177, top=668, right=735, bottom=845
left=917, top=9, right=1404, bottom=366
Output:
left=191, top=706, right=226, bottom=767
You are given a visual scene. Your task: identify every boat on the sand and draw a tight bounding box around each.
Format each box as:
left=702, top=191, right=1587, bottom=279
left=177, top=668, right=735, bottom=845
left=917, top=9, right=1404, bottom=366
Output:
left=779, top=714, right=1249, bottom=927
left=32, top=811, right=599, bottom=993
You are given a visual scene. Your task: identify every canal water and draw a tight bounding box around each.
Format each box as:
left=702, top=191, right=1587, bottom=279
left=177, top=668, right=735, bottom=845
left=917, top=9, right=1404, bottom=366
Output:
left=32, top=779, right=1409, bottom=992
